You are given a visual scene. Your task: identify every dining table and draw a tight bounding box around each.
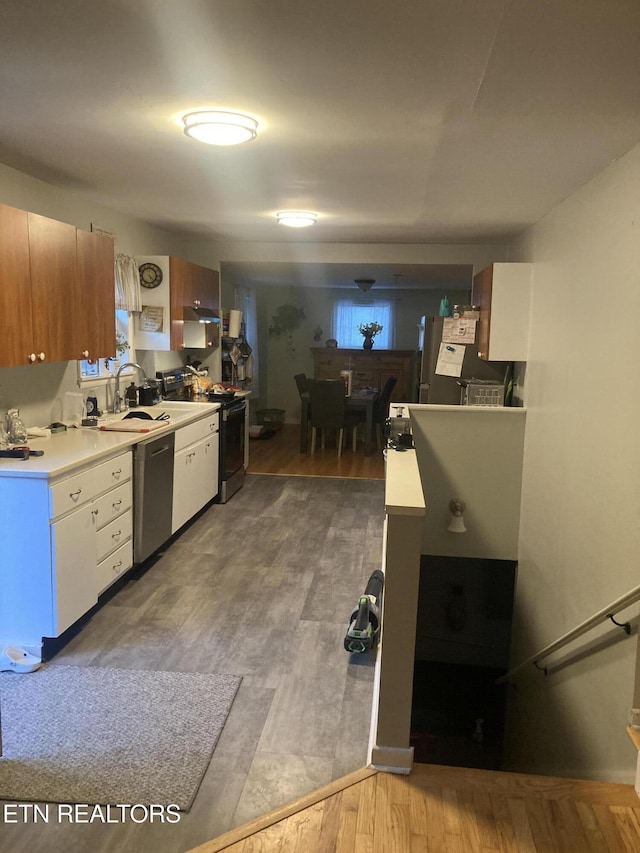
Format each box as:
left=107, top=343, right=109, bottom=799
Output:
left=299, top=388, right=379, bottom=456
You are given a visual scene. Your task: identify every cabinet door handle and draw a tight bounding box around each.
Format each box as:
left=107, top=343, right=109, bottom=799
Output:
left=112, top=499, right=122, bottom=509
left=38, top=352, right=46, bottom=361
left=92, top=508, right=99, bottom=517
left=112, top=530, right=122, bottom=539
left=27, top=353, right=37, bottom=363
left=82, top=350, right=89, bottom=358
left=69, top=488, right=82, bottom=499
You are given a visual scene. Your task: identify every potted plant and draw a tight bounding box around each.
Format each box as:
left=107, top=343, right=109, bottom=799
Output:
left=105, top=331, right=129, bottom=372
left=269, top=303, right=305, bottom=356
left=358, top=322, right=383, bottom=349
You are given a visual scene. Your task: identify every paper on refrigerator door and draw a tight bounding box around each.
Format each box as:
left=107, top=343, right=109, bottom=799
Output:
left=442, top=317, right=477, bottom=344
left=435, top=342, right=465, bottom=377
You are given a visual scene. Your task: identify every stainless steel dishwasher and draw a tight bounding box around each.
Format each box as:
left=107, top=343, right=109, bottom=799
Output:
left=133, top=431, right=175, bottom=563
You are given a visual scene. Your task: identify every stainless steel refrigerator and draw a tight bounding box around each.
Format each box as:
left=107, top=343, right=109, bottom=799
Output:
left=417, top=315, right=510, bottom=404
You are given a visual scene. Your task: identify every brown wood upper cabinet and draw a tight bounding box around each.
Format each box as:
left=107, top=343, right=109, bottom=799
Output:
left=134, top=255, right=220, bottom=351
left=312, top=348, right=415, bottom=402
left=472, top=263, right=532, bottom=362
left=75, top=228, right=116, bottom=361
left=0, top=202, right=115, bottom=367
left=169, top=256, right=219, bottom=350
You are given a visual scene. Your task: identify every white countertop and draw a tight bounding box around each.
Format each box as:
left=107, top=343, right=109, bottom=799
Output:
left=0, top=401, right=221, bottom=481
left=384, top=447, right=426, bottom=517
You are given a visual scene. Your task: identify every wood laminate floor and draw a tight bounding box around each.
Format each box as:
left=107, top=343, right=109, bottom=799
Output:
left=247, top=424, right=385, bottom=480
left=190, top=763, right=640, bottom=853
left=0, top=474, right=385, bottom=853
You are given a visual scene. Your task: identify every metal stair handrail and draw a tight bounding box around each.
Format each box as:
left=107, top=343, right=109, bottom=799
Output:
left=497, top=583, right=640, bottom=684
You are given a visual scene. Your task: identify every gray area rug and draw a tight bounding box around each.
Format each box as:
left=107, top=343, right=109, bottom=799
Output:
left=0, top=665, right=241, bottom=810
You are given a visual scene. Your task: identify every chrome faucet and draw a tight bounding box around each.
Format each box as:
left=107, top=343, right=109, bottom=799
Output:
left=113, top=362, right=147, bottom=414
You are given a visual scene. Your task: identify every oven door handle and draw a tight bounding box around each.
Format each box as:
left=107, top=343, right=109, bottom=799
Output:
left=223, top=401, right=247, bottom=420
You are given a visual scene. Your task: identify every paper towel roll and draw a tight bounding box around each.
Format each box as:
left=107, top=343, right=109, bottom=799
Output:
left=228, top=309, right=242, bottom=338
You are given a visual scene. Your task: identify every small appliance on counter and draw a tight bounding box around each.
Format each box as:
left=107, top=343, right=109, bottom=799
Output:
left=138, top=380, right=160, bottom=407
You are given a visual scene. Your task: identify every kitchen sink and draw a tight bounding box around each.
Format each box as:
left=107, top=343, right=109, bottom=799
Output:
left=96, top=401, right=219, bottom=429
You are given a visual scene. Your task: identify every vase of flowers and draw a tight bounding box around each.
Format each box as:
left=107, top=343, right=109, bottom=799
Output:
left=358, top=322, right=383, bottom=350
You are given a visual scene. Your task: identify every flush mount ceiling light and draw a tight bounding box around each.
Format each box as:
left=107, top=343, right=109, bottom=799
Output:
left=182, top=110, right=258, bottom=145
left=276, top=211, right=318, bottom=228
left=355, top=278, right=375, bottom=292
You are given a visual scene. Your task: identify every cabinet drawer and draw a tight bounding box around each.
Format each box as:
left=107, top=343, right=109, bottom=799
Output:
left=50, top=467, right=101, bottom=519
left=96, top=509, right=133, bottom=562
left=375, top=358, right=405, bottom=371
left=96, top=540, right=133, bottom=595
left=174, top=413, right=220, bottom=452
left=93, top=481, right=132, bottom=531
left=92, top=451, right=132, bottom=492
left=352, top=370, right=376, bottom=386
left=49, top=451, right=132, bottom=520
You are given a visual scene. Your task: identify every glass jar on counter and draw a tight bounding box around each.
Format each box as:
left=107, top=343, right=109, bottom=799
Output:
left=7, top=408, right=28, bottom=445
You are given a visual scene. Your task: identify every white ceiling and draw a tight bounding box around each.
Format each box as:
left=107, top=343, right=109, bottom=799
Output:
left=1, top=0, right=640, bottom=286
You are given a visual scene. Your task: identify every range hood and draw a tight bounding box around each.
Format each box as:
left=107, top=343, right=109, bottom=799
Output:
left=183, top=305, right=220, bottom=323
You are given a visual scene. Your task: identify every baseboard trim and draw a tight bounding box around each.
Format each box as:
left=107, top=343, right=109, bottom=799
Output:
left=186, top=766, right=378, bottom=853
left=369, top=744, right=414, bottom=773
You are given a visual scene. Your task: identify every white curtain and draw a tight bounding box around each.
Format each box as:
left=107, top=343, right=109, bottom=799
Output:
left=333, top=298, right=395, bottom=348
left=114, top=253, right=141, bottom=312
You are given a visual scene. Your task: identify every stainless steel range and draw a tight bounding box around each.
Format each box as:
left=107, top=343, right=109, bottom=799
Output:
left=157, top=368, right=246, bottom=504
left=213, top=395, right=246, bottom=503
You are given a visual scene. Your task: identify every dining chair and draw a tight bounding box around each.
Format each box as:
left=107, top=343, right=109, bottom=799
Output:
left=373, top=376, right=397, bottom=448
left=350, top=376, right=398, bottom=451
left=295, top=373, right=311, bottom=448
left=294, top=373, right=309, bottom=397
left=307, top=379, right=347, bottom=457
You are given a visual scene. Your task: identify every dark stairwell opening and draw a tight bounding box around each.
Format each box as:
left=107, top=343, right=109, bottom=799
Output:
left=410, top=555, right=517, bottom=770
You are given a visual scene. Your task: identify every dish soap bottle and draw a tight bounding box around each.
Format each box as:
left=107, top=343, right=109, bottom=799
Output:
left=125, top=382, right=138, bottom=408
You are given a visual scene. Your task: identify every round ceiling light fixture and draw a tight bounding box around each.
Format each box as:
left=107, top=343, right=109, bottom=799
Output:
left=355, top=278, right=376, bottom=292
left=276, top=210, right=318, bottom=228
left=182, top=110, right=258, bottom=145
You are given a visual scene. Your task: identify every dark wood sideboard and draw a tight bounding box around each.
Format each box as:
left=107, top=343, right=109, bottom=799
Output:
left=311, top=348, right=415, bottom=402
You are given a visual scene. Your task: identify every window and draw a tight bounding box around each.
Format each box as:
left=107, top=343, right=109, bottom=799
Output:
left=332, top=299, right=394, bottom=348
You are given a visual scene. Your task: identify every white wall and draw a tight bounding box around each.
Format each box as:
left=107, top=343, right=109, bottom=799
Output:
left=410, top=405, right=526, bottom=561
left=0, top=164, right=189, bottom=426
left=503, top=143, right=640, bottom=782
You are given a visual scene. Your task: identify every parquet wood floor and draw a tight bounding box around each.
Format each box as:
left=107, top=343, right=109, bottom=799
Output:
left=190, top=763, right=640, bottom=853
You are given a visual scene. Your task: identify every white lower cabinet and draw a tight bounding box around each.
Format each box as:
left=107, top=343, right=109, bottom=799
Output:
left=0, top=449, right=133, bottom=651
left=172, top=412, right=219, bottom=534
left=50, top=502, right=97, bottom=637
left=52, top=449, right=133, bottom=630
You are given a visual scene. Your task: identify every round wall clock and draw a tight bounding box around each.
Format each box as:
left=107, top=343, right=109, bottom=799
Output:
left=139, top=262, right=164, bottom=288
